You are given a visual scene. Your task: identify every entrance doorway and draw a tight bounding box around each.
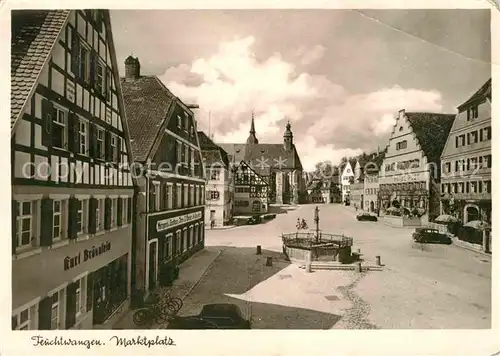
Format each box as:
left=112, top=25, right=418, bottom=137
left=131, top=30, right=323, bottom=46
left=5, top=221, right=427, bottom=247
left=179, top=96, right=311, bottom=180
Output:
left=466, top=206, right=480, bottom=223
left=148, top=240, right=158, bottom=292
left=370, top=201, right=375, bottom=212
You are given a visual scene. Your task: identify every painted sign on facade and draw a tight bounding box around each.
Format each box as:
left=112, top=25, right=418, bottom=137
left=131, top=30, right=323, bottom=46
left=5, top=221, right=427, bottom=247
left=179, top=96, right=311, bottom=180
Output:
left=156, top=211, right=203, bottom=232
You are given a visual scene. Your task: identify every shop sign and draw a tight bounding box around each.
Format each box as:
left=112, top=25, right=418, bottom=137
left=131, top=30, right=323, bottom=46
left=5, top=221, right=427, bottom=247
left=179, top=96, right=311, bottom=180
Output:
left=156, top=211, right=203, bottom=232
left=63, top=241, right=111, bottom=271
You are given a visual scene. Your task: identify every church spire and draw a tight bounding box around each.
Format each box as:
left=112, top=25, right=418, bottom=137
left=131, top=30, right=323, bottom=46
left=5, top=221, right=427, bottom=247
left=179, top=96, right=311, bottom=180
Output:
left=283, top=119, right=293, bottom=150
left=246, top=111, right=259, bottom=145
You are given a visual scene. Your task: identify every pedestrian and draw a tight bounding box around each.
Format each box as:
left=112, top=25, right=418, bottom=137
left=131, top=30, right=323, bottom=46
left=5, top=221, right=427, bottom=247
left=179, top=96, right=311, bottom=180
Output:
left=296, top=218, right=301, bottom=230
left=210, top=219, right=215, bottom=229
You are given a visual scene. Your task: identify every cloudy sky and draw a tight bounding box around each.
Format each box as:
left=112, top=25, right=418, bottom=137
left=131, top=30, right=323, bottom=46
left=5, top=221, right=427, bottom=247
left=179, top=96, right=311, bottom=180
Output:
left=110, top=9, right=490, bottom=171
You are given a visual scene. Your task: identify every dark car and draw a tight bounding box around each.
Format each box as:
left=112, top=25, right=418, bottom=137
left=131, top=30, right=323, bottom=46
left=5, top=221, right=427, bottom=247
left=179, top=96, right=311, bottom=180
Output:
left=248, top=216, right=261, bottom=225
left=356, top=212, right=378, bottom=222
left=166, top=303, right=251, bottom=329
left=412, top=228, right=452, bottom=244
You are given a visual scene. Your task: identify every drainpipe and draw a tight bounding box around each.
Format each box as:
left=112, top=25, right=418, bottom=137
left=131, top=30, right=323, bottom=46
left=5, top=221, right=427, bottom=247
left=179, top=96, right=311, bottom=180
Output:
left=144, top=172, right=150, bottom=298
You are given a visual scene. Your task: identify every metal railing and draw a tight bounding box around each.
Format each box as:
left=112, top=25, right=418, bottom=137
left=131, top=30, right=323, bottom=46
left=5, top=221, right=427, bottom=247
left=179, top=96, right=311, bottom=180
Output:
left=281, top=232, right=353, bottom=248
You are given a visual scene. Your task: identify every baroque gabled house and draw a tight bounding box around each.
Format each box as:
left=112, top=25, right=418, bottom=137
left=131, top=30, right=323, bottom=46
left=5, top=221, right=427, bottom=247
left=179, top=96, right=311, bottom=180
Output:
left=440, top=79, right=492, bottom=225
left=339, top=159, right=356, bottom=204
left=11, top=10, right=134, bottom=330
left=198, top=131, right=234, bottom=228
left=218, top=115, right=306, bottom=205
left=120, top=57, right=205, bottom=303
left=379, top=109, right=455, bottom=225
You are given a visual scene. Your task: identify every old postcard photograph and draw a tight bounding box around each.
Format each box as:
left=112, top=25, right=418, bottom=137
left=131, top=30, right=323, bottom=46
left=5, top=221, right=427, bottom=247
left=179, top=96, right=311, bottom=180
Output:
left=1, top=0, right=499, bottom=355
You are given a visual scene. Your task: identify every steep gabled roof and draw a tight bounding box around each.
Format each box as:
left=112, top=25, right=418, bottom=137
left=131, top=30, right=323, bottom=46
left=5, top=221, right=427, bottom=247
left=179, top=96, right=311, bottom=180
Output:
left=457, top=78, right=492, bottom=111
left=11, top=10, right=70, bottom=130
left=198, top=131, right=230, bottom=168
left=121, top=76, right=176, bottom=161
left=217, top=143, right=247, bottom=164
left=405, top=112, right=456, bottom=164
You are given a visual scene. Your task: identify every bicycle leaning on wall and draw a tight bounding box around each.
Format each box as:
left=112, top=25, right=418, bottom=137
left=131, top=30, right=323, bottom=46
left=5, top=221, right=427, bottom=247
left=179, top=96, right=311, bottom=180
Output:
left=132, top=287, right=184, bottom=327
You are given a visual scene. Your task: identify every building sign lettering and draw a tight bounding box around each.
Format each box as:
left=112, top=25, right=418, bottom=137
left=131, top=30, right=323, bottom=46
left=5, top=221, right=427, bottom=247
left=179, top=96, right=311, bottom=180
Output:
left=156, top=211, right=202, bottom=232
left=63, top=241, right=111, bottom=271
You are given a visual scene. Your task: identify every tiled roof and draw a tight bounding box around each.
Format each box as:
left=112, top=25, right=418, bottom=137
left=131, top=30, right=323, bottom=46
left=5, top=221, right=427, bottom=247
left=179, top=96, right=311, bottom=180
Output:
left=198, top=131, right=220, bottom=150
left=121, top=76, right=176, bottom=161
left=11, top=10, right=70, bottom=129
left=458, top=78, right=492, bottom=111
left=217, top=142, right=302, bottom=176
left=201, top=149, right=229, bottom=168
left=406, top=112, right=456, bottom=164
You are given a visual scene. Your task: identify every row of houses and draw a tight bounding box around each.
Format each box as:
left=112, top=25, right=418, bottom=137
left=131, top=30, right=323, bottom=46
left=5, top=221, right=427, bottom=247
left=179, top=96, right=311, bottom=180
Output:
left=10, top=9, right=310, bottom=331
left=10, top=9, right=215, bottom=331
left=309, top=78, right=492, bottom=232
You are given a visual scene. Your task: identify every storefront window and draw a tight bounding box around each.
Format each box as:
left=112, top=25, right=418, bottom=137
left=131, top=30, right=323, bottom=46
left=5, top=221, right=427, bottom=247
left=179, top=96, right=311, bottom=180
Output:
left=164, top=233, right=172, bottom=261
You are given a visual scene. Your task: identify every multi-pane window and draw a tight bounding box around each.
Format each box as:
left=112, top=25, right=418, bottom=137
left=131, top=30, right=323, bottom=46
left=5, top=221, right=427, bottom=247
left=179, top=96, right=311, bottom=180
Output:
left=53, top=107, right=67, bottom=149
left=210, top=169, right=220, bottom=180
left=484, top=127, right=492, bottom=141
left=78, top=119, right=87, bottom=155
left=96, top=127, right=105, bottom=159
left=95, top=60, right=106, bottom=95
left=16, top=201, right=33, bottom=249
left=209, top=191, right=220, bottom=200
left=396, top=140, right=407, bottom=150
left=111, top=198, right=118, bottom=227
left=177, top=115, right=182, bottom=129
left=190, top=185, right=194, bottom=206
left=184, top=113, right=189, bottom=131
left=53, top=200, right=63, bottom=241
left=51, top=292, right=59, bottom=330
left=189, top=226, right=193, bottom=247
left=77, top=42, right=91, bottom=82
left=76, top=199, right=86, bottom=235
left=467, top=105, right=479, bottom=120
left=166, top=184, right=173, bottom=209
left=183, top=184, right=188, bottom=207
left=12, top=308, right=30, bottom=330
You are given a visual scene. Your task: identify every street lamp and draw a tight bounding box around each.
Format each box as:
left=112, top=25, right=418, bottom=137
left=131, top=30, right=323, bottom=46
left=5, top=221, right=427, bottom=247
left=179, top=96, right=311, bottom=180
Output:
left=314, top=205, right=320, bottom=242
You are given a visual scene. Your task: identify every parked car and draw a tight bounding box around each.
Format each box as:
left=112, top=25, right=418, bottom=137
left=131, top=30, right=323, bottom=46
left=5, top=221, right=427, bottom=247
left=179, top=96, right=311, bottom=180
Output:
left=356, top=212, right=378, bottom=222
left=412, top=228, right=452, bottom=244
left=248, top=215, right=261, bottom=225
left=166, top=303, right=251, bottom=329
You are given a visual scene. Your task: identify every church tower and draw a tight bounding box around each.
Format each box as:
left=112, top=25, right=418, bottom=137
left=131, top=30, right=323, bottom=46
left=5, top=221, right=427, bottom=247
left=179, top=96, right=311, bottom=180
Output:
left=283, top=120, right=293, bottom=150
left=246, top=111, right=259, bottom=145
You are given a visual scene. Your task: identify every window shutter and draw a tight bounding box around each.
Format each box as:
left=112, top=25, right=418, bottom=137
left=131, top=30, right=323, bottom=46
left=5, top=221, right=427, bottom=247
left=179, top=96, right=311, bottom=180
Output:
left=40, top=198, right=54, bottom=247
left=38, top=296, right=52, bottom=330
left=104, top=197, right=111, bottom=230
left=41, top=99, right=54, bottom=148
left=88, top=198, right=97, bottom=234
left=127, top=197, right=132, bottom=224
left=12, top=200, right=18, bottom=255
left=86, top=272, right=94, bottom=312
left=105, top=131, right=112, bottom=161
left=67, top=112, right=80, bottom=153
left=65, top=282, right=78, bottom=329
left=117, top=197, right=123, bottom=227
left=67, top=198, right=78, bottom=239
left=71, top=30, right=79, bottom=76
left=88, top=124, right=96, bottom=158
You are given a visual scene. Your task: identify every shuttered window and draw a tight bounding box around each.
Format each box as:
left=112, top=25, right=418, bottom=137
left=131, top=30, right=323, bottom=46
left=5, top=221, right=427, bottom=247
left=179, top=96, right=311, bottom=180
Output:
left=51, top=292, right=60, bottom=330
left=12, top=307, right=30, bottom=330
left=15, top=201, right=33, bottom=250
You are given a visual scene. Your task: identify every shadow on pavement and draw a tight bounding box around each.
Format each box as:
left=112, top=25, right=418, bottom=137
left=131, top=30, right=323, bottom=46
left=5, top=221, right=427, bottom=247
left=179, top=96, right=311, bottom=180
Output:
left=179, top=246, right=341, bottom=329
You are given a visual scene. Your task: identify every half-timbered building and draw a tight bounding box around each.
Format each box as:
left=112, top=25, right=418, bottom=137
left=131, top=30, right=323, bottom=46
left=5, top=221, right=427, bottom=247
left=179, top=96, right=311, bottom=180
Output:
left=233, top=161, right=269, bottom=215
left=120, top=56, right=205, bottom=304
left=11, top=10, right=135, bottom=330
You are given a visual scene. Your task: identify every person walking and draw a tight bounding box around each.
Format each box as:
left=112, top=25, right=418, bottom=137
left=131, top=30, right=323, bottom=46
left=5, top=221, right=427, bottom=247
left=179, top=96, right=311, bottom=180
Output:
left=296, top=218, right=301, bottom=230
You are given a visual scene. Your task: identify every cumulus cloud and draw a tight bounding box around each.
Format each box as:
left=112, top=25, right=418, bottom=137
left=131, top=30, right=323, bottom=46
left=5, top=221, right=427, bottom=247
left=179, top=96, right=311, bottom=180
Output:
left=159, top=36, right=445, bottom=171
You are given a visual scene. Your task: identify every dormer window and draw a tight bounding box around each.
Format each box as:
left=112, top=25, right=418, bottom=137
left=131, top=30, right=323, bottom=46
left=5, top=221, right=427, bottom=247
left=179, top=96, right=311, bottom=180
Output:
left=467, top=105, right=479, bottom=121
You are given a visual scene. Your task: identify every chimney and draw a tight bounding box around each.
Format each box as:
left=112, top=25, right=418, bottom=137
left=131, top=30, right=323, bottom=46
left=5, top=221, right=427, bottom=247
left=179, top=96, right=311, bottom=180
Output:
left=125, top=55, right=140, bottom=81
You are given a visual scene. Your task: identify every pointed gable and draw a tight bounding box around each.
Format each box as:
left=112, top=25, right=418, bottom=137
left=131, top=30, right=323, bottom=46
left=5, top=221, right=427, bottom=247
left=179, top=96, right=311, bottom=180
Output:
left=11, top=10, right=70, bottom=130
left=121, top=76, right=176, bottom=161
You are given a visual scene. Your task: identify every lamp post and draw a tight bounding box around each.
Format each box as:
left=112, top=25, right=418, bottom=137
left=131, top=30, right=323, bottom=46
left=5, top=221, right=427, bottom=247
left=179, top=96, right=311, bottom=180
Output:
left=314, top=205, right=320, bottom=242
